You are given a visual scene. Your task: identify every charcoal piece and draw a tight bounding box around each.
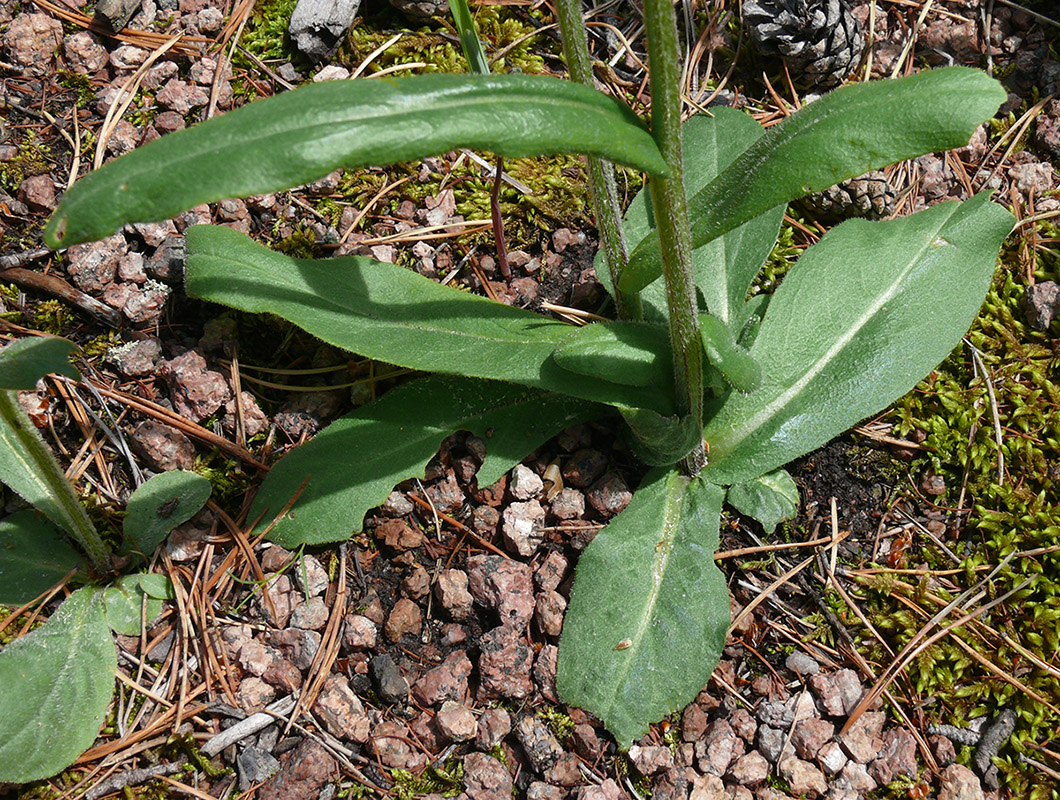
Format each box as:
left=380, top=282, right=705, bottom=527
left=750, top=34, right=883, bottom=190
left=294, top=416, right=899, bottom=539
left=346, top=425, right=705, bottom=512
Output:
left=94, top=0, right=141, bottom=29
left=237, top=745, right=281, bottom=791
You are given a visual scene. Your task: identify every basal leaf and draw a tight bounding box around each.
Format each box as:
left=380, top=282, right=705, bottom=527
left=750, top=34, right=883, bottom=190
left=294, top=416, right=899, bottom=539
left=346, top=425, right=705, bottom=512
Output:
left=623, top=67, right=1007, bottom=292
left=185, top=225, right=674, bottom=414
left=102, top=574, right=171, bottom=635
left=0, top=391, right=107, bottom=569
left=550, top=321, right=672, bottom=387
left=45, top=74, right=666, bottom=248
left=0, top=337, right=80, bottom=389
left=0, top=510, right=84, bottom=606
left=123, top=470, right=212, bottom=557
left=557, top=470, right=727, bottom=746
left=702, top=193, right=1014, bottom=485
left=251, top=376, right=600, bottom=547
left=726, top=469, right=799, bottom=534
left=0, top=587, right=116, bottom=783
left=600, top=111, right=784, bottom=327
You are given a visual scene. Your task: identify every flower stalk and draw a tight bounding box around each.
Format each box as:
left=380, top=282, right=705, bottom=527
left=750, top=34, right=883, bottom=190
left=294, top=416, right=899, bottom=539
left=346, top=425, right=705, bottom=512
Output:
left=553, top=0, right=641, bottom=321
left=642, top=0, right=706, bottom=474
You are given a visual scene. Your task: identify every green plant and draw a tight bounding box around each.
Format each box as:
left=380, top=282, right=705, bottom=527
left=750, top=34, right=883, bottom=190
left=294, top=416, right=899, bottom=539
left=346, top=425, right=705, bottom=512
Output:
left=0, top=338, right=210, bottom=781
left=39, top=0, right=1013, bottom=754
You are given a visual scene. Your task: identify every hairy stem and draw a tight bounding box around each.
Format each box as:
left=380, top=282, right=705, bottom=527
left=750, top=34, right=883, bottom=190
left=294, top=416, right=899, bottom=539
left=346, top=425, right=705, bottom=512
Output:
left=554, top=0, right=641, bottom=320
left=642, top=0, right=706, bottom=474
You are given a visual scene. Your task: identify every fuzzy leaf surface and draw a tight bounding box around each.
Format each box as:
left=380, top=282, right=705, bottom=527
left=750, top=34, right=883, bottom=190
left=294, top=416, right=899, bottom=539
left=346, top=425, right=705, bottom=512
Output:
left=702, top=194, right=1014, bottom=485
left=0, top=587, right=116, bottom=782
left=0, top=392, right=106, bottom=568
left=551, top=321, right=672, bottom=387
left=623, top=67, right=1007, bottom=292
left=0, top=510, right=83, bottom=605
left=123, top=470, right=213, bottom=557
left=0, top=337, right=80, bottom=389
left=185, top=225, right=674, bottom=413
left=557, top=470, right=727, bottom=746
left=251, top=376, right=600, bottom=547
left=102, top=574, right=173, bottom=635
left=44, top=74, right=666, bottom=248
left=600, top=111, right=783, bottom=326
left=726, top=469, right=798, bottom=534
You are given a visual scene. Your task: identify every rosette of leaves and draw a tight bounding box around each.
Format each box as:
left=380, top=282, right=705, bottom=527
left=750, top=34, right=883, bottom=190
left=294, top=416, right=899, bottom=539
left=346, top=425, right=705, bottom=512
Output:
left=42, top=56, right=1012, bottom=751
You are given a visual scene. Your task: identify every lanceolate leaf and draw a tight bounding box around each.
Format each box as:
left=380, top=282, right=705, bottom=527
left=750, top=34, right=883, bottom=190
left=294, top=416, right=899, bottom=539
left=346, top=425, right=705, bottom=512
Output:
left=0, top=587, right=116, bottom=783
left=703, top=194, right=1015, bottom=485
left=622, top=67, right=1007, bottom=292
left=251, top=376, right=600, bottom=547
left=600, top=111, right=784, bottom=327
left=0, top=391, right=108, bottom=570
left=551, top=321, right=672, bottom=387
left=0, top=337, right=80, bottom=390
left=44, top=74, right=666, bottom=248
left=557, top=470, right=728, bottom=746
left=185, top=225, right=675, bottom=414
left=0, top=510, right=84, bottom=606
left=726, top=469, right=799, bottom=534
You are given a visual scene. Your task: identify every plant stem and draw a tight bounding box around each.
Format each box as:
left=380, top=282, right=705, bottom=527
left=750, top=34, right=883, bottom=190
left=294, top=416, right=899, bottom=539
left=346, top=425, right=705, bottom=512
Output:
left=642, top=0, right=706, bottom=474
left=490, top=156, right=512, bottom=282
left=553, top=0, right=641, bottom=321
left=0, top=389, right=109, bottom=570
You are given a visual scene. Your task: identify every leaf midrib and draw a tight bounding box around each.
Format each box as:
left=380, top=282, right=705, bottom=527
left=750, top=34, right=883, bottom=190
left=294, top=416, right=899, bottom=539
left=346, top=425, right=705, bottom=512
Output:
left=716, top=206, right=958, bottom=457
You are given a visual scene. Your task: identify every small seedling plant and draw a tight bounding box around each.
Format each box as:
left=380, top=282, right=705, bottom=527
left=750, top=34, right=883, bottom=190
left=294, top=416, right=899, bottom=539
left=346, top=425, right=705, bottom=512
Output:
left=27, top=0, right=1014, bottom=763
left=0, top=338, right=211, bottom=781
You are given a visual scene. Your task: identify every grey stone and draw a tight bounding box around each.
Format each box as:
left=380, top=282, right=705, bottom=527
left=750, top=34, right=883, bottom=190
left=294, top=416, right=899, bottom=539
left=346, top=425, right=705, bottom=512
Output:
left=1023, top=280, right=1060, bottom=331
left=785, top=651, right=820, bottom=676
left=370, top=653, right=409, bottom=704
left=106, top=338, right=162, bottom=377
left=237, top=745, right=281, bottom=791
left=288, top=0, right=361, bottom=61
left=756, top=725, right=794, bottom=764
left=514, top=715, right=564, bottom=772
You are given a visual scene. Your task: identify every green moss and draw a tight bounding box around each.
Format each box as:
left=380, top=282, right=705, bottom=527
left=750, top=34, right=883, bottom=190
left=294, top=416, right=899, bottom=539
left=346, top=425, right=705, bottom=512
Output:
left=1, top=130, right=51, bottom=193
left=391, top=761, right=463, bottom=800
left=859, top=234, right=1060, bottom=795
left=57, top=70, right=96, bottom=109
left=537, top=706, right=575, bottom=744
left=236, top=0, right=299, bottom=65
left=193, top=452, right=251, bottom=504
left=83, top=331, right=123, bottom=358
left=342, top=7, right=549, bottom=76
left=32, top=300, right=75, bottom=335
